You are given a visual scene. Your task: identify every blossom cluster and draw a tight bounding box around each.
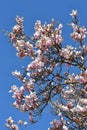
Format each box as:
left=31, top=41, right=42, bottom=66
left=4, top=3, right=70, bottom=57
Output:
left=71, top=23, right=87, bottom=42
left=9, top=16, right=34, bottom=59
left=48, top=113, right=68, bottom=130
left=7, top=10, right=87, bottom=129
left=9, top=85, right=39, bottom=112
left=5, top=116, right=27, bottom=130
left=70, top=10, right=87, bottom=43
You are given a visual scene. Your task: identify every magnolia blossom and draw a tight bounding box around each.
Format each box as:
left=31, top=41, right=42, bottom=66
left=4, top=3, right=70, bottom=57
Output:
left=70, top=10, right=78, bottom=17
left=12, top=70, right=21, bottom=78
left=34, top=20, right=42, bottom=31
left=13, top=25, right=21, bottom=33
left=15, top=16, right=24, bottom=25
left=48, top=119, right=63, bottom=130
left=11, top=124, right=18, bottom=130
left=55, top=34, right=63, bottom=44
left=25, top=79, right=34, bottom=92
left=24, top=121, right=28, bottom=126
left=63, top=125, right=68, bottom=130
left=60, top=46, right=74, bottom=60
left=34, top=30, right=41, bottom=39
left=6, top=117, right=14, bottom=125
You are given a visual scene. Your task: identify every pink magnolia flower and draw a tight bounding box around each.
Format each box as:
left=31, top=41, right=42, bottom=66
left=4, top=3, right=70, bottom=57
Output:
left=55, top=34, right=63, bottom=44
left=13, top=25, right=21, bottom=33
left=11, top=124, right=18, bottom=130
left=48, top=119, right=63, bottom=130
left=34, top=31, right=41, bottom=39
left=70, top=10, right=78, bottom=18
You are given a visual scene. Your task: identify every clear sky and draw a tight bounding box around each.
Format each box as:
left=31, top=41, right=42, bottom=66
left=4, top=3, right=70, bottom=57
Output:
left=0, top=0, right=87, bottom=129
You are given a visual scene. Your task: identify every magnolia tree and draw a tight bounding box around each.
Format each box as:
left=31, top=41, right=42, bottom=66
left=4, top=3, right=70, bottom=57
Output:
left=5, top=10, right=87, bottom=130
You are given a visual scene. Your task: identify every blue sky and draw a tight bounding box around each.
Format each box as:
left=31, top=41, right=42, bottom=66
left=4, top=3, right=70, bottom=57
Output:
left=0, top=0, right=87, bottom=129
